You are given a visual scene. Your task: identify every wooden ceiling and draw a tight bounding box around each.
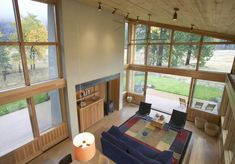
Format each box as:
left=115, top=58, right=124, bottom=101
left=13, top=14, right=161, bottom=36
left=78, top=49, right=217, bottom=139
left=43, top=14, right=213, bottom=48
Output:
left=77, top=0, right=235, bottom=38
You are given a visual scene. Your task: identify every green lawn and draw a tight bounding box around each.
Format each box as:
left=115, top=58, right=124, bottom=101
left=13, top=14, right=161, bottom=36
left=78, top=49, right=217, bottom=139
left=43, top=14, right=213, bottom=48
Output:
left=0, top=93, right=49, bottom=116
left=134, top=74, right=223, bottom=101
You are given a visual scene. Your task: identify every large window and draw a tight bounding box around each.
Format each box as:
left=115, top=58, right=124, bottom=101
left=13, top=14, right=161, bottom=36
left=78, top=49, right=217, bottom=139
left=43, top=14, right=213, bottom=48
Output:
left=26, top=45, right=58, bottom=84
left=134, top=24, right=147, bottom=42
left=199, top=44, right=235, bottom=73
left=149, top=45, right=169, bottom=67
left=0, top=0, right=65, bottom=157
left=133, top=45, right=146, bottom=65
left=35, top=89, right=62, bottom=134
left=150, top=27, right=171, bottom=43
left=129, top=71, right=145, bottom=95
left=0, top=46, right=25, bottom=90
left=146, top=73, right=191, bottom=114
left=191, top=80, right=224, bottom=115
left=171, top=45, right=199, bottom=69
left=125, top=22, right=234, bottom=118
left=0, top=100, right=34, bottom=156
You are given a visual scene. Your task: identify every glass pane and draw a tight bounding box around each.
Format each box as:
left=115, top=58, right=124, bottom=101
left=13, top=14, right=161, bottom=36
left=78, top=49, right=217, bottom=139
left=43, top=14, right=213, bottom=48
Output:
left=174, top=31, right=200, bottom=42
left=123, top=71, right=126, bottom=92
left=133, top=45, right=146, bottom=65
left=192, top=80, right=224, bottom=115
left=0, top=46, right=25, bottom=91
left=34, top=89, right=62, bottom=134
left=150, top=27, right=171, bottom=43
left=146, top=73, right=191, bottom=114
left=124, top=23, right=128, bottom=48
left=124, top=48, right=127, bottom=65
left=124, top=23, right=128, bottom=65
left=133, top=24, right=147, bottom=43
left=171, top=45, right=199, bottom=69
left=0, top=0, right=18, bottom=42
left=19, top=0, right=56, bottom=42
left=25, top=45, right=58, bottom=84
left=129, top=71, right=145, bottom=95
left=0, top=100, right=34, bottom=156
left=199, top=44, right=235, bottom=73
left=149, top=45, right=169, bottom=67
left=203, top=36, right=231, bottom=42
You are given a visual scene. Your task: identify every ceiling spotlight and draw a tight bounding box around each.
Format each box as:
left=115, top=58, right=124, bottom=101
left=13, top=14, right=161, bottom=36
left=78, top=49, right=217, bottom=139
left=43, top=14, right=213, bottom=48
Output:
left=190, top=24, right=195, bottom=31
left=136, top=16, right=139, bottom=23
left=173, top=8, right=179, bottom=21
left=98, top=2, right=102, bottom=11
left=112, top=8, right=117, bottom=14
left=125, top=12, right=129, bottom=20
left=148, top=13, right=151, bottom=21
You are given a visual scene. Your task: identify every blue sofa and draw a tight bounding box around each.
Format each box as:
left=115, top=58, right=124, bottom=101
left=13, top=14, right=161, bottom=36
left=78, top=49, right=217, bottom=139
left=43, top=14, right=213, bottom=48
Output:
left=101, top=126, right=173, bottom=164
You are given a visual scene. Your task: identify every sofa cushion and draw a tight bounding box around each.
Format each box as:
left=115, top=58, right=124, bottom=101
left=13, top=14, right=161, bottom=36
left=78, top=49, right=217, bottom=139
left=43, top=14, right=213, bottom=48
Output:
left=108, top=125, right=123, bottom=138
left=129, top=148, right=162, bottom=164
left=154, top=151, right=173, bottom=164
left=102, top=132, right=128, bottom=151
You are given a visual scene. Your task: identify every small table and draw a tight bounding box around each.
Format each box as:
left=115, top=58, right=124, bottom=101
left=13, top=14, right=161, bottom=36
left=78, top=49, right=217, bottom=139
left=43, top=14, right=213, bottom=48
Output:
left=150, top=118, right=165, bottom=129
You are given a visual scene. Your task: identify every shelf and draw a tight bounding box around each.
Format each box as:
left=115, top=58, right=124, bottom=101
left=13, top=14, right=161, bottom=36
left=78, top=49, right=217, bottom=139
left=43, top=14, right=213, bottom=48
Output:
left=77, top=97, right=103, bottom=109
left=76, top=91, right=99, bottom=102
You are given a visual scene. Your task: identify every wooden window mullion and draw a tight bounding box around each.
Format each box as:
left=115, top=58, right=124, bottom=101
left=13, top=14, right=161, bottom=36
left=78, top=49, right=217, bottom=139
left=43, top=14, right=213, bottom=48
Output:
left=13, top=0, right=30, bottom=86
left=196, top=36, right=204, bottom=71
left=27, top=98, right=40, bottom=138
left=55, top=3, right=63, bottom=78
left=168, top=30, right=174, bottom=67
left=59, top=88, right=68, bottom=123
left=187, top=78, right=195, bottom=110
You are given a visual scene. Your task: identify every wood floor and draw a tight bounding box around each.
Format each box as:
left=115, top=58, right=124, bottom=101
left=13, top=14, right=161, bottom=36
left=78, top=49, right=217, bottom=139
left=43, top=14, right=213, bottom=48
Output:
left=29, top=104, right=220, bottom=164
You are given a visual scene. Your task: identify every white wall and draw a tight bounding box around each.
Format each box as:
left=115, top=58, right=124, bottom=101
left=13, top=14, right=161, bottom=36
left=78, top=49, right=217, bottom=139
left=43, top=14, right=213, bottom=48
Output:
left=60, top=0, right=124, bottom=137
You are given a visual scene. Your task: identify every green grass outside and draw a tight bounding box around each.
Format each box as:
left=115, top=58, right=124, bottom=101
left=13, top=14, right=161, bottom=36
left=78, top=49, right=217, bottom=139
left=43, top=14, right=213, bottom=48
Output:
left=0, top=93, right=49, bottom=116
left=134, top=75, right=223, bottom=101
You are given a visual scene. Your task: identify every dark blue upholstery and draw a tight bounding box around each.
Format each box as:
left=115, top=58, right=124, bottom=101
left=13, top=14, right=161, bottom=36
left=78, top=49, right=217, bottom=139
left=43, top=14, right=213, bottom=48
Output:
left=101, top=126, right=173, bottom=164
left=169, top=109, right=187, bottom=130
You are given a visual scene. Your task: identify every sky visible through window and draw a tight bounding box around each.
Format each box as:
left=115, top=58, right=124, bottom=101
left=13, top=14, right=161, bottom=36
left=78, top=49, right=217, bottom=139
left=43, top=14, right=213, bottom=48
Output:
left=0, top=0, right=48, bottom=25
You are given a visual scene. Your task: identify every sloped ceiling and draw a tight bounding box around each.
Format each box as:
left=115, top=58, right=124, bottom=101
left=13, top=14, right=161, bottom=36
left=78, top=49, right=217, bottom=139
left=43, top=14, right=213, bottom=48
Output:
left=77, top=0, right=235, bottom=37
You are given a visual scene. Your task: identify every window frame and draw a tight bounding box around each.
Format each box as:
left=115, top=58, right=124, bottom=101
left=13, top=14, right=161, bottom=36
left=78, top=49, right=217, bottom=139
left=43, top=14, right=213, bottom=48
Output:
left=125, top=20, right=235, bottom=118
left=0, top=0, right=67, bottom=157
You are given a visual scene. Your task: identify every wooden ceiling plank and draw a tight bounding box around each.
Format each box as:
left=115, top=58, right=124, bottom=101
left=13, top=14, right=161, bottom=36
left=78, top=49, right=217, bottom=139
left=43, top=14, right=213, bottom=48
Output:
left=78, top=0, right=235, bottom=36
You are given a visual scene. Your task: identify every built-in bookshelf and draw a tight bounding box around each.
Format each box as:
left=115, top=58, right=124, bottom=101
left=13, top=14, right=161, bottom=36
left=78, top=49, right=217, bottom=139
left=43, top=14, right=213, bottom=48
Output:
left=76, top=85, right=104, bottom=132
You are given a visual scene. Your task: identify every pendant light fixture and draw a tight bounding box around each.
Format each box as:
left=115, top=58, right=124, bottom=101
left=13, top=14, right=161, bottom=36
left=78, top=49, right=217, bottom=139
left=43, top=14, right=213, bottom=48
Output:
left=125, top=12, right=129, bottom=20
left=148, top=13, right=151, bottom=21
left=98, top=2, right=102, bottom=11
left=173, top=8, right=179, bottom=21
left=190, top=24, right=195, bottom=31
left=112, top=8, right=117, bottom=14
left=136, top=16, right=139, bottom=23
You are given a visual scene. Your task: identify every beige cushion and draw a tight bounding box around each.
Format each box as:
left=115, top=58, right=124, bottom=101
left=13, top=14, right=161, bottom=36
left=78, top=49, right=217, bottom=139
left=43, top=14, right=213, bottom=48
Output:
left=195, top=117, right=207, bottom=129
left=204, top=122, right=219, bottom=137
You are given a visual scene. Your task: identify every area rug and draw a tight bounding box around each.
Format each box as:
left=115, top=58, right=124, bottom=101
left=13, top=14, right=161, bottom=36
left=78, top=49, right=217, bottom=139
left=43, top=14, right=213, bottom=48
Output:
left=119, top=115, right=192, bottom=164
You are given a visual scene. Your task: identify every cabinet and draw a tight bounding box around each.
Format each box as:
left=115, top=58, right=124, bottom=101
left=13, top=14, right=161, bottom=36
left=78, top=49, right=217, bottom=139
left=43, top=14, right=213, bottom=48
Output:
left=220, top=74, right=235, bottom=164
left=76, top=86, right=104, bottom=132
